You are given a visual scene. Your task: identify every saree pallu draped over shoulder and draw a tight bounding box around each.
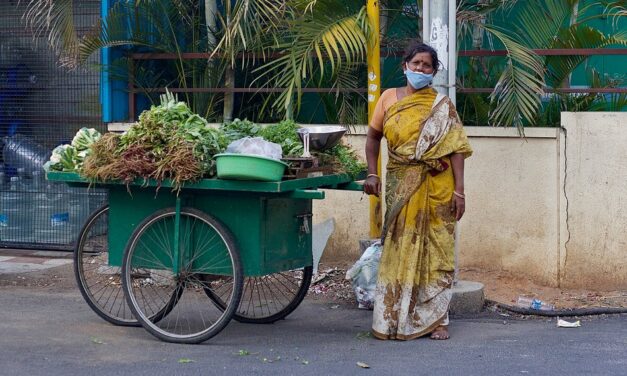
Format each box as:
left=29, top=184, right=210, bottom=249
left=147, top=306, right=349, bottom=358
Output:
left=372, top=87, right=472, bottom=340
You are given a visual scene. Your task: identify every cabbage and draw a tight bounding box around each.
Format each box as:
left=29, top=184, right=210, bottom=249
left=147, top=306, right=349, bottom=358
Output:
left=46, top=144, right=78, bottom=172
left=71, top=127, right=101, bottom=151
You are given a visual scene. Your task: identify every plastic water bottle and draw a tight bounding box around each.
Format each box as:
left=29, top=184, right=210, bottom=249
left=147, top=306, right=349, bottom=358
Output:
left=0, top=176, right=27, bottom=242
left=34, top=183, right=71, bottom=244
left=68, top=186, right=90, bottom=232
left=516, top=296, right=554, bottom=311
left=31, top=170, right=44, bottom=190
left=2, top=134, right=51, bottom=174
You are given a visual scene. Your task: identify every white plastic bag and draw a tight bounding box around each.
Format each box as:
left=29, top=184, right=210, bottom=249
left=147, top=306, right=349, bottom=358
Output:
left=345, top=241, right=382, bottom=310
left=225, top=137, right=283, bottom=160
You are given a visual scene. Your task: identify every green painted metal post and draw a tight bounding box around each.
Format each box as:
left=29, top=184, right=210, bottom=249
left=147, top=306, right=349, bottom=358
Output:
left=173, top=197, right=182, bottom=275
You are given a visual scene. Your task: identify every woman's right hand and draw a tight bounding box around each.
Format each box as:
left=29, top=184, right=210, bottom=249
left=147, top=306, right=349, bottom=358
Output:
left=363, top=175, right=381, bottom=197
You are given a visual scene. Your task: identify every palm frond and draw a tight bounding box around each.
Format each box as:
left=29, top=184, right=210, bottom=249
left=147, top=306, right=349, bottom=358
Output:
left=76, top=1, right=187, bottom=66
left=545, top=25, right=627, bottom=87
left=213, top=0, right=287, bottom=66
left=483, top=26, right=545, bottom=129
left=457, top=0, right=519, bottom=45
left=254, top=3, right=369, bottom=113
left=20, top=0, right=78, bottom=60
left=514, top=0, right=572, bottom=48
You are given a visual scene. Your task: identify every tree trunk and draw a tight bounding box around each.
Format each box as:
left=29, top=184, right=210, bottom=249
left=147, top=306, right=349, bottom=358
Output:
left=204, top=0, right=218, bottom=48
left=221, top=0, right=235, bottom=122
left=223, top=68, right=234, bottom=122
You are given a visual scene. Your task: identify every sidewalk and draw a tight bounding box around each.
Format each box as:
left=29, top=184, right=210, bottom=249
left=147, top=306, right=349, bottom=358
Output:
left=0, top=249, right=72, bottom=275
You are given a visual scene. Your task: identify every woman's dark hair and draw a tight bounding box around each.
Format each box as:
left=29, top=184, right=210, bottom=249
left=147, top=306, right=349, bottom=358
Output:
left=402, top=41, right=440, bottom=74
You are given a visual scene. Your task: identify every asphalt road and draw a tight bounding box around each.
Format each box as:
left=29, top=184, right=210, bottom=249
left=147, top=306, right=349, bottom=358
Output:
left=0, top=286, right=625, bottom=376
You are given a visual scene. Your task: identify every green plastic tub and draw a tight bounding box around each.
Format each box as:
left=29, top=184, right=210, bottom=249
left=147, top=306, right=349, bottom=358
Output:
left=214, top=153, right=289, bottom=181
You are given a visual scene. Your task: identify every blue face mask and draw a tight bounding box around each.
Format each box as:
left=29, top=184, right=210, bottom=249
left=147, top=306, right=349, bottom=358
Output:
left=404, top=70, right=433, bottom=89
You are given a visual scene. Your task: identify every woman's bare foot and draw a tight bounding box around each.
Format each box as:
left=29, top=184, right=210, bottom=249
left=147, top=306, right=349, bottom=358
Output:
left=430, top=325, right=449, bottom=340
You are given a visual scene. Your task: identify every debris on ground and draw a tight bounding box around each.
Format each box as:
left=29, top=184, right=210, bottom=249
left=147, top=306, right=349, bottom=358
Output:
left=308, top=267, right=354, bottom=303
left=460, top=268, right=627, bottom=310
left=557, top=319, right=581, bottom=328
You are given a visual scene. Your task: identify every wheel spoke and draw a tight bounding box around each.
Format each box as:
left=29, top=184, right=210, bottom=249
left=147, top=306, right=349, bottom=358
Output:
left=75, top=206, right=138, bottom=325
left=123, top=208, right=242, bottom=343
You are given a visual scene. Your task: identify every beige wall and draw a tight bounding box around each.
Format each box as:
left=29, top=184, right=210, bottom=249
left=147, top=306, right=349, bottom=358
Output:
left=559, top=113, right=627, bottom=289
left=460, top=127, right=562, bottom=287
left=316, top=112, right=627, bottom=290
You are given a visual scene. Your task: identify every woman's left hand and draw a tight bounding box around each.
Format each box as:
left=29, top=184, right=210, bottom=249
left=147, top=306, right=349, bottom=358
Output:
left=451, top=195, right=465, bottom=221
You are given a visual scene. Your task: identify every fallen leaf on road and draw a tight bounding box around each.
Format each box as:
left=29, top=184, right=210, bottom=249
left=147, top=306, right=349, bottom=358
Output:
left=356, top=331, right=372, bottom=340
left=178, top=358, right=195, bottom=363
left=357, top=361, right=370, bottom=369
left=90, top=337, right=106, bottom=345
left=235, top=350, right=258, bottom=356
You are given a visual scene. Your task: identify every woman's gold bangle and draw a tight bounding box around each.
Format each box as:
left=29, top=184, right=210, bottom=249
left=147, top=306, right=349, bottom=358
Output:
left=453, top=191, right=465, bottom=199
left=367, top=174, right=380, bottom=179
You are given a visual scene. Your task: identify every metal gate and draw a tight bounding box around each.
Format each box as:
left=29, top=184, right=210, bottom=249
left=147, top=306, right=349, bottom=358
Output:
left=0, top=1, right=106, bottom=250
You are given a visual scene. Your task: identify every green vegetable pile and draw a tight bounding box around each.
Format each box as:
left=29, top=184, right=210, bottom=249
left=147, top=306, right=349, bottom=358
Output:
left=45, top=127, right=102, bottom=172
left=258, top=120, right=304, bottom=157
left=222, top=119, right=365, bottom=177
left=48, top=93, right=364, bottom=187
left=82, top=91, right=226, bottom=189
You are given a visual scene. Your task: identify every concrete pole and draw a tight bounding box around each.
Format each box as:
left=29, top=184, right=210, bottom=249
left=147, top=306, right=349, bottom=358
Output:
left=424, top=0, right=459, bottom=284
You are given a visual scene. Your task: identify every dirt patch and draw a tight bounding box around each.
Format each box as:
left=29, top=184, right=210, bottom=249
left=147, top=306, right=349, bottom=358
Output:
left=309, top=262, right=627, bottom=310
left=307, top=262, right=357, bottom=306
left=3, top=258, right=623, bottom=311
left=460, top=267, right=627, bottom=309
left=0, top=262, right=77, bottom=292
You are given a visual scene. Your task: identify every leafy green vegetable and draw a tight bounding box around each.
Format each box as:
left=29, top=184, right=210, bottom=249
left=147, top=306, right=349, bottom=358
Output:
left=82, top=91, right=225, bottom=189
left=71, top=128, right=101, bottom=151
left=220, top=118, right=261, bottom=143
left=316, top=144, right=366, bottom=178
left=259, top=119, right=303, bottom=157
left=46, top=144, right=79, bottom=172
left=46, top=127, right=102, bottom=172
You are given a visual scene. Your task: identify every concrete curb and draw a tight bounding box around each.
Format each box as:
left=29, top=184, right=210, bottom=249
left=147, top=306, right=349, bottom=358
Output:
left=450, top=280, right=485, bottom=315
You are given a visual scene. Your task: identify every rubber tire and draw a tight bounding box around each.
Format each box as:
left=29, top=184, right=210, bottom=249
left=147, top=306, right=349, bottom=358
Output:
left=122, top=207, right=243, bottom=344
left=205, top=265, right=313, bottom=324
left=74, top=205, right=182, bottom=326
left=74, top=205, right=139, bottom=326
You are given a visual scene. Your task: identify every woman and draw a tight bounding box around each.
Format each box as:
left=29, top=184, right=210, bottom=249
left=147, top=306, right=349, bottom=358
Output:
left=364, top=41, right=472, bottom=341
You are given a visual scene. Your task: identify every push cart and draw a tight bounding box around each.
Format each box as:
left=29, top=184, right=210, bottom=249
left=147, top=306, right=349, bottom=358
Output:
left=47, top=171, right=363, bottom=344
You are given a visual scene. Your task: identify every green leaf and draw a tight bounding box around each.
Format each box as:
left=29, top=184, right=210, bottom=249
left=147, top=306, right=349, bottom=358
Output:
left=90, top=336, right=106, bottom=345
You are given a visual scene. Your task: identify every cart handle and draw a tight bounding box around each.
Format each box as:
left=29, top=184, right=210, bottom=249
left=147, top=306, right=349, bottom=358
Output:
left=322, top=181, right=364, bottom=192
left=287, top=189, right=325, bottom=200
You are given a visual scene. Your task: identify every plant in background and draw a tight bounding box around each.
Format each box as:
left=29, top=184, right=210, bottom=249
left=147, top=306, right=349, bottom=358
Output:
left=457, top=0, right=626, bottom=128
left=22, top=0, right=626, bottom=128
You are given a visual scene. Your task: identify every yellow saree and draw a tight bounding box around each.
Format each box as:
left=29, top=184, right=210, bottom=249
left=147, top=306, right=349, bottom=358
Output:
left=371, top=87, right=472, bottom=340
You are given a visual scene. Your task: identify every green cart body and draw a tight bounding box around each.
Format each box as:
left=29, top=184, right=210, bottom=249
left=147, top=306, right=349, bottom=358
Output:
left=47, top=172, right=362, bottom=277
left=47, top=171, right=363, bottom=343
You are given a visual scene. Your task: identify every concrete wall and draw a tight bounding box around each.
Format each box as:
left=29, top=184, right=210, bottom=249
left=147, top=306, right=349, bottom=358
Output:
left=315, top=112, right=627, bottom=290
left=559, top=113, right=627, bottom=289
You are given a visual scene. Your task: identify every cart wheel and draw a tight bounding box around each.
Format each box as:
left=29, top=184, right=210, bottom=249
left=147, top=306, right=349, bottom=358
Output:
left=75, top=205, right=181, bottom=326
left=122, top=207, right=243, bottom=344
left=204, top=266, right=313, bottom=324
left=74, top=205, right=138, bottom=326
